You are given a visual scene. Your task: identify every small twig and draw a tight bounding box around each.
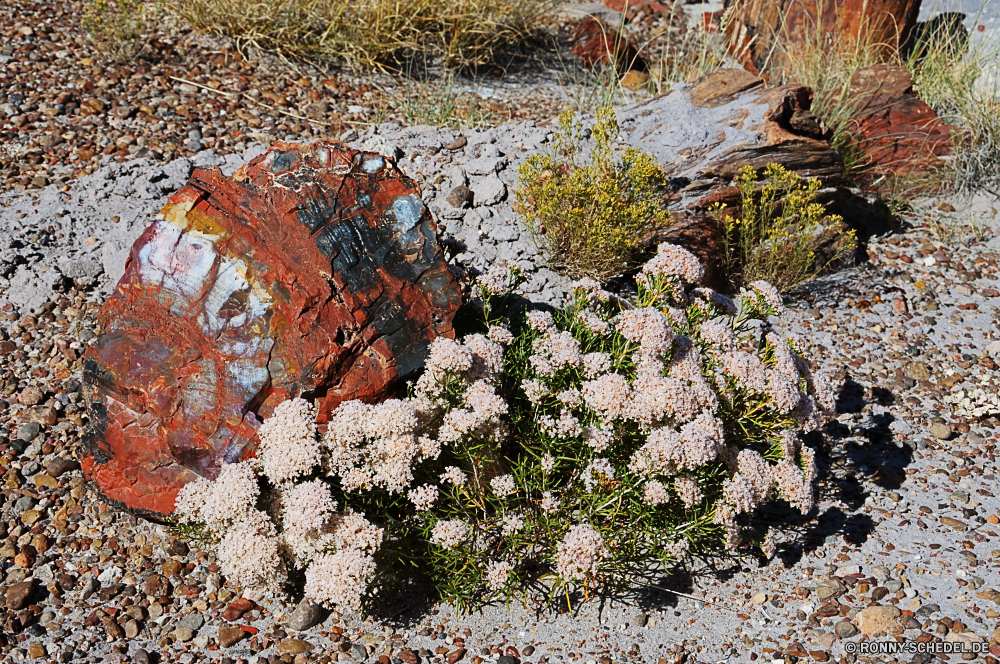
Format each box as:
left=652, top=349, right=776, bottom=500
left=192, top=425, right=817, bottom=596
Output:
left=168, top=75, right=371, bottom=128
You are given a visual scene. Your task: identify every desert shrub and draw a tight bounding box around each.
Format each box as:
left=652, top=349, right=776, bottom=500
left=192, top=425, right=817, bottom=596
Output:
left=514, top=106, right=672, bottom=280
left=174, top=243, right=835, bottom=611
left=83, top=0, right=160, bottom=64
left=166, top=0, right=550, bottom=70
left=712, top=163, right=857, bottom=292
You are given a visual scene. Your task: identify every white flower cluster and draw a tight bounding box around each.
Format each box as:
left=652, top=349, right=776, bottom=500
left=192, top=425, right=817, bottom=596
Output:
left=555, top=524, right=608, bottom=582
left=174, top=398, right=384, bottom=609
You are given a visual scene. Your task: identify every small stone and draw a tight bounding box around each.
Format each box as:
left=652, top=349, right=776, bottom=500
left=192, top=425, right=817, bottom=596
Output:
left=930, top=423, right=953, bottom=440
left=940, top=516, right=967, bottom=530
left=217, top=625, right=246, bottom=648
left=835, top=621, right=858, bottom=638
left=142, top=573, right=169, bottom=597
left=16, top=422, right=41, bottom=442
left=46, top=458, right=80, bottom=477
left=397, top=649, right=418, bottom=664
left=178, top=613, right=204, bottom=631
left=885, top=579, right=903, bottom=593
left=125, top=619, right=140, bottom=639
left=871, top=586, right=889, bottom=601
left=161, top=559, right=183, bottom=577
left=446, top=186, right=474, bottom=209
left=915, top=603, right=940, bottom=617
left=134, top=649, right=151, bottom=664
left=630, top=610, right=648, bottom=627
left=444, top=136, right=468, bottom=151
left=497, top=657, right=517, bottom=664
left=287, top=598, right=324, bottom=631
left=174, top=627, right=195, bottom=642
left=222, top=597, right=255, bottom=621
left=278, top=639, right=313, bottom=655
left=79, top=576, right=100, bottom=600
left=620, top=70, right=650, bottom=91
left=751, top=592, right=767, bottom=604
left=19, top=385, right=44, bottom=405
left=6, top=580, right=35, bottom=609
left=855, top=605, right=901, bottom=636
left=28, top=643, right=46, bottom=659
left=815, top=578, right=847, bottom=600
left=448, top=648, right=467, bottom=664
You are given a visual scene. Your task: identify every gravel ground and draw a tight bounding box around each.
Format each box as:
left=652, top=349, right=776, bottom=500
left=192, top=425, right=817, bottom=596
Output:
left=1, top=132, right=1000, bottom=664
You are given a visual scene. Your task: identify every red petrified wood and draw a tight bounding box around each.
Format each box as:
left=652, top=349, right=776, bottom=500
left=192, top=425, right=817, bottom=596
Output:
left=82, top=141, right=462, bottom=517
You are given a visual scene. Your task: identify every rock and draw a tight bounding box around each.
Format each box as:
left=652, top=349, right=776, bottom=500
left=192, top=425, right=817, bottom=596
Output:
left=397, top=649, right=418, bottom=664
left=885, top=579, right=903, bottom=593
left=174, top=627, right=195, bottom=642
left=79, top=576, right=100, bottom=600
left=223, top=597, right=255, bottom=621
left=218, top=625, right=246, bottom=648
left=448, top=648, right=467, bottom=664
left=855, top=605, right=901, bottom=635
left=842, top=65, right=952, bottom=186
left=134, top=649, right=151, bottom=664
left=630, top=610, right=649, bottom=627
left=82, top=140, right=462, bottom=516
left=446, top=186, right=474, bottom=209
left=871, top=586, right=889, bottom=601
left=470, top=174, right=506, bottom=207
left=216, top=625, right=246, bottom=648
left=835, top=621, right=857, bottom=638
left=177, top=613, right=204, bottom=631
left=815, top=578, right=847, bottom=600
left=940, top=516, right=967, bottom=530
left=930, top=423, right=953, bottom=440
left=751, top=592, right=767, bottom=604
left=497, top=657, right=518, bottom=664
left=16, top=422, right=41, bottom=442
left=286, top=598, right=324, bottom=631
left=570, top=17, right=641, bottom=69
left=444, top=136, right=467, bottom=151
left=19, top=385, right=44, bottom=405
left=916, top=603, right=940, bottom=616
left=278, top=640, right=313, bottom=655
left=5, top=580, right=35, bottom=609
left=46, top=458, right=79, bottom=477
left=727, top=0, right=921, bottom=78
left=620, top=70, right=650, bottom=92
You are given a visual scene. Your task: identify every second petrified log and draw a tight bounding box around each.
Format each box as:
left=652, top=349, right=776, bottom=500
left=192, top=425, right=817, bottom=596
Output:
left=726, top=0, right=923, bottom=79
left=82, top=141, right=462, bottom=516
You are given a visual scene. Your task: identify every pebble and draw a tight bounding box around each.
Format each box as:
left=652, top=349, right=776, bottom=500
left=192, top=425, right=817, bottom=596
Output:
left=286, top=598, right=324, bottom=631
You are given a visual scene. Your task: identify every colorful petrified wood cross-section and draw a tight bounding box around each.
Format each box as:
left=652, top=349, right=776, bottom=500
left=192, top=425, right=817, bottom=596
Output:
left=82, top=141, right=462, bottom=516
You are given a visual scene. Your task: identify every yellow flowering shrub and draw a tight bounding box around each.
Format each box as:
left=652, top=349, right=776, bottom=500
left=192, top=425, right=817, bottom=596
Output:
left=514, top=107, right=672, bottom=280
left=712, top=163, right=857, bottom=292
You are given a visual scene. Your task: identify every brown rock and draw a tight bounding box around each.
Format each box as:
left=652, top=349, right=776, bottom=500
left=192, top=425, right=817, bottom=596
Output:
left=278, top=639, right=313, bottom=655
left=218, top=625, right=246, bottom=648
left=6, top=580, right=35, bottom=610
left=397, top=649, right=418, bottom=664
left=222, top=597, right=255, bottom=621
left=571, top=17, right=642, bottom=70
left=855, top=605, right=901, bottom=635
left=161, top=560, right=183, bottom=578
left=46, top=458, right=80, bottom=477
left=82, top=141, right=461, bottom=516
left=142, top=573, right=170, bottom=597
left=448, top=648, right=467, bottom=664
left=18, top=385, right=44, bottom=406
left=620, top=70, right=651, bottom=92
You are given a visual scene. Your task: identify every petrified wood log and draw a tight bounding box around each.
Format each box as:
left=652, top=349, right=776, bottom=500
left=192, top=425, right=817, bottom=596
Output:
left=726, top=0, right=923, bottom=79
left=82, top=141, right=462, bottom=516
left=843, top=64, right=953, bottom=186
left=615, top=69, right=845, bottom=287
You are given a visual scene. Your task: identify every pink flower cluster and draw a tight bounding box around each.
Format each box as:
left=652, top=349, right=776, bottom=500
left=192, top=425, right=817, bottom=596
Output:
left=642, top=243, right=705, bottom=283
left=555, top=524, right=608, bottom=582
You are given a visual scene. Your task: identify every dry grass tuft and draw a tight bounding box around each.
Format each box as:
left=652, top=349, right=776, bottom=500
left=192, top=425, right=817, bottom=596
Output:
left=166, top=0, right=553, bottom=70
left=83, top=0, right=161, bottom=64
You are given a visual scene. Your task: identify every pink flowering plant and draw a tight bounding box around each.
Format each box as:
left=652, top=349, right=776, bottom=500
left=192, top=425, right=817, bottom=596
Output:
left=172, top=243, right=836, bottom=612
